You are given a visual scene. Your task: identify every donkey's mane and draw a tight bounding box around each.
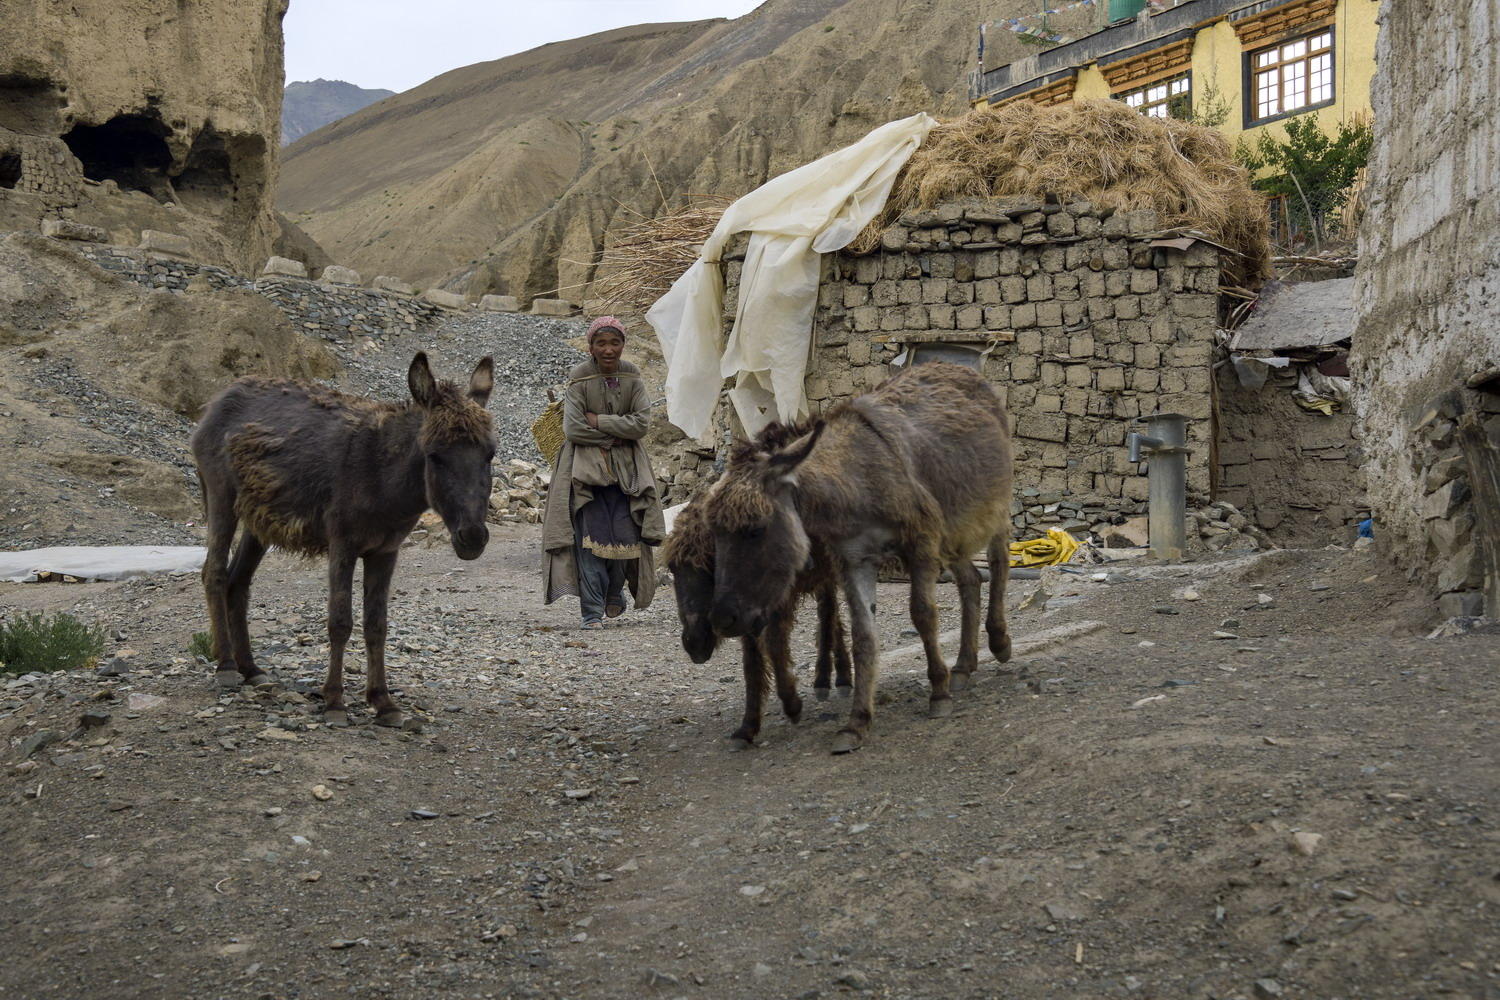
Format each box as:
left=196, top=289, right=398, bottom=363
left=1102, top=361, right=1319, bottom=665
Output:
left=661, top=494, right=714, bottom=570
left=417, top=381, right=494, bottom=448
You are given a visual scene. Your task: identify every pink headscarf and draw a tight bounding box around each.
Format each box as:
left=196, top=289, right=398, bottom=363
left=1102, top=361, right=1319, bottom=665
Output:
left=586, top=315, right=626, bottom=344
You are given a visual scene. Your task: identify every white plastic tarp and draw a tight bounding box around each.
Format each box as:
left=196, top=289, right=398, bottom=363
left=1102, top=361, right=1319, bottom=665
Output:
left=647, top=112, right=937, bottom=441
left=0, top=545, right=206, bottom=583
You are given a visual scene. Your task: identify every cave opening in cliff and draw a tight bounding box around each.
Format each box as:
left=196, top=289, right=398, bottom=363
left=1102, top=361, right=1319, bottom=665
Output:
left=0, top=152, right=20, bottom=189
left=0, top=75, right=65, bottom=134
left=175, top=128, right=235, bottom=212
left=62, top=114, right=173, bottom=196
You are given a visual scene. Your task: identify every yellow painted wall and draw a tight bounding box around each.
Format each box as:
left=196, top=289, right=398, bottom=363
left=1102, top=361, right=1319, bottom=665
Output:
left=986, top=0, right=1380, bottom=154
left=1073, top=64, right=1113, bottom=100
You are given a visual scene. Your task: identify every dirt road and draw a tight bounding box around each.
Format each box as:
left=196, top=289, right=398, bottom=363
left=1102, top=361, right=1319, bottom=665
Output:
left=1, top=528, right=1497, bottom=1000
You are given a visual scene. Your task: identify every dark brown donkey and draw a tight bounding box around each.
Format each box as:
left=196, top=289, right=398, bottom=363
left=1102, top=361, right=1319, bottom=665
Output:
left=663, top=475, right=851, bottom=749
left=191, top=353, right=496, bottom=727
left=705, top=361, right=1014, bottom=754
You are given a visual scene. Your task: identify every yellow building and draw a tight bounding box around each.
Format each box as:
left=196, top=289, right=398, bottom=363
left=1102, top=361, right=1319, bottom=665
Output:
left=972, top=0, right=1379, bottom=149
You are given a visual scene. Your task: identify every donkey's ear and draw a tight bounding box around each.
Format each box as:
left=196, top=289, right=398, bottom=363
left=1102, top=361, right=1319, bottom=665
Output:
left=469, top=356, right=494, bottom=407
left=767, top=420, right=825, bottom=472
left=408, top=352, right=438, bottom=408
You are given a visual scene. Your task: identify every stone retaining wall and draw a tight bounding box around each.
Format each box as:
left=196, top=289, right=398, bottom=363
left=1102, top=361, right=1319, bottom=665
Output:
left=0, top=129, right=83, bottom=207
left=666, top=197, right=1223, bottom=538
left=77, top=244, right=445, bottom=343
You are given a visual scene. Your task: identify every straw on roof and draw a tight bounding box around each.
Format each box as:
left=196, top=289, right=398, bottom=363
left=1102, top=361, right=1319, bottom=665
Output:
left=592, top=196, right=731, bottom=316
left=600, top=101, right=1270, bottom=307
left=851, top=100, right=1270, bottom=287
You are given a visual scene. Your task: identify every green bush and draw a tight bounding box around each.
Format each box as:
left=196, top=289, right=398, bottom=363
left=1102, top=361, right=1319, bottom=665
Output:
left=190, top=631, right=214, bottom=661
left=0, top=612, right=105, bottom=675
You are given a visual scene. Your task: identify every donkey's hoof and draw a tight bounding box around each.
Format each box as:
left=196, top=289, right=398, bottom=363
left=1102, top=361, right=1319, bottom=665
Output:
left=951, top=672, right=972, bottom=695
left=830, top=730, right=863, bottom=755
left=814, top=686, right=832, bottom=702
left=214, top=669, right=244, bottom=690
left=374, top=710, right=405, bottom=729
left=727, top=737, right=754, bottom=752
left=928, top=697, right=954, bottom=720
left=835, top=684, right=853, bottom=699
left=782, top=699, right=803, bottom=724
left=245, top=673, right=274, bottom=689
left=400, top=717, right=424, bottom=734
left=323, top=709, right=349, bottom=728
left=991, top=633, right=1013, bottom=664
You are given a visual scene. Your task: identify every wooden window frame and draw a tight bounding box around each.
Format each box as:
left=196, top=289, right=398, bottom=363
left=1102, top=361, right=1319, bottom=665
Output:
left=1242, top=24, right=1336, bottom=128
left=1114, top=71, right=1193, bottom=120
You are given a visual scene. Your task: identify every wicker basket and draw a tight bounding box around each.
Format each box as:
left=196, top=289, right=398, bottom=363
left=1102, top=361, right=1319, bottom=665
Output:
left=530, top=399, right=565, bottom=468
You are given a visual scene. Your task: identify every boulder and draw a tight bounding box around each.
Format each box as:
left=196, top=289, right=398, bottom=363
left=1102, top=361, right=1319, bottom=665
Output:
left=530, top=298, right=574, bottom=317
left=139, top=230, right=192, bottom=258
left=320, top=265, right=361, bottom=286
left=262, top=256, right=308, bottom=279
left=41, top=219, right=107, bottom=243
left=372, top=275, right=415, bottom=295
left=480, top=294, right=520, bottom=312
left=421, top=288, right=466, bottom=309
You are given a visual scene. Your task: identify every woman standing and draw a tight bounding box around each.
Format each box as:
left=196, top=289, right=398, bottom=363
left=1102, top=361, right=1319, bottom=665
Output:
left=542, top=317, right=665, bottom=627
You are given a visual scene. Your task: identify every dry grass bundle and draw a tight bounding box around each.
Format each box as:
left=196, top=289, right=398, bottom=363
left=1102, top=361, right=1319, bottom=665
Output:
left=852, top=100, right=1270, bottom=287
left=592, top=196, right=732, bottom=315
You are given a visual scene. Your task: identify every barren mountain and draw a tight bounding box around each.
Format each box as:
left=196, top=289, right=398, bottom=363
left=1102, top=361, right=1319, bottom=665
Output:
left=278, top=0, right=1095, bottom=300
left=281, top=79, right=395, bottom=146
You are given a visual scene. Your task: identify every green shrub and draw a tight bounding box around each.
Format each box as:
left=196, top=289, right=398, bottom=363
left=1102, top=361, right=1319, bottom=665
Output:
left=0, top=612, right=105, bottom=675
left=190, top=631, right=214, bottom=661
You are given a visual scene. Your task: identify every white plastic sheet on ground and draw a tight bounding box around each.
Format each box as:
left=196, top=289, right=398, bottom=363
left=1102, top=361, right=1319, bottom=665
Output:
left=0, top=545, right=206, bottom=583
left=647, top=112, right=937, bottom=442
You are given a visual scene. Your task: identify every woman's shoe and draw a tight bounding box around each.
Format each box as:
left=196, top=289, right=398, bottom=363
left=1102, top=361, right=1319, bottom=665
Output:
left=605, top=602, right=625, bottom=619
left=581, top=620, right=604, bottom=630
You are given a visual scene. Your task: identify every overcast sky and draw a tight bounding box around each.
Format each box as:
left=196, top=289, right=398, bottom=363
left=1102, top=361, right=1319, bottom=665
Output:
left=284, top=1, right=765, bottom=93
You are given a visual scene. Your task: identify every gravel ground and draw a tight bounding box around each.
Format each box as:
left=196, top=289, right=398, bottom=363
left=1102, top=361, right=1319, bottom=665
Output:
left=1, top=533, right=1496, bottom=1000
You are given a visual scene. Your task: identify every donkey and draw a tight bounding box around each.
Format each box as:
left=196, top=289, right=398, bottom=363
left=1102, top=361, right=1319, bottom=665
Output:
left=190, top=353, right=496, bottom=728
left=705, top=361, right=1014, bottom=754
left=663, top=477, right=852, bottom=749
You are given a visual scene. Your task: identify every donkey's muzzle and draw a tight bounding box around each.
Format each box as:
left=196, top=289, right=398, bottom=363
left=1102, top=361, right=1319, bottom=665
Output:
left=452, top=524, right=489, bottom=560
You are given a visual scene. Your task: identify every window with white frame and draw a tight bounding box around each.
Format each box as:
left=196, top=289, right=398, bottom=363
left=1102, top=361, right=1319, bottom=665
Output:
left=1249, top=28, right=1333, bottom=123
left=1116, top=73, right=1191, bottom=119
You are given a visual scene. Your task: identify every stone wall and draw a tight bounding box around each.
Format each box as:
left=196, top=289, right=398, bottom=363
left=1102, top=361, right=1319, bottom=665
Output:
left=76, top=244, right=446, bottom=344
left=668, top=197, right=1224, bottom=539
left=0, top=131, right=85, bottom=205
left=1351, top=1, right=1500, bottom=616
left=1215, top=365, right=1365, bottom=546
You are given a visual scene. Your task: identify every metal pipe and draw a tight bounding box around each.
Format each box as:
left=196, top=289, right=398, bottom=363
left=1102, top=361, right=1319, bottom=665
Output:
left=1130, top=413, right=1189, bottom=561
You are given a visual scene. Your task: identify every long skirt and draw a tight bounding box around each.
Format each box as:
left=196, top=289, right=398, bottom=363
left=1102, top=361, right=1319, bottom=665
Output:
left=576, top=483, right=642, bottom=560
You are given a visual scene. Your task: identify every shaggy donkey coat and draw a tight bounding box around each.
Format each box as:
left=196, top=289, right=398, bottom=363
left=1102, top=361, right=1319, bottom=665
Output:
left=191, top=353, right=496, bottom=727
left=705, top=361, right=1013, bottom=753
left=663, top=457, right=851, bottom=748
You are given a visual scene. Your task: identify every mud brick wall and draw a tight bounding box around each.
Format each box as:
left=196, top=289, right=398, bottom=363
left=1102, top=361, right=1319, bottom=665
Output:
left=809, top=201, right=1221, bottom=536
left=666, top=198, right=1223, bottom=537
left=0, top=129, right=84, bottom=206
left=1215, top=365, right=1366, bottom=546
left=1351, top=1, right=1500, bottom=616
left=77, top=244, right=446, bottom=343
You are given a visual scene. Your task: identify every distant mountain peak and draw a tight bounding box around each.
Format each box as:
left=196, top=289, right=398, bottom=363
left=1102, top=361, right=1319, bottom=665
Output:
left=281, top=80, right=396, bottom=146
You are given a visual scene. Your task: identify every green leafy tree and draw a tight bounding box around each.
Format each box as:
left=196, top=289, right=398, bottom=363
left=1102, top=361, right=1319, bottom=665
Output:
left=1236, top=115, right=1374, bottom=247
